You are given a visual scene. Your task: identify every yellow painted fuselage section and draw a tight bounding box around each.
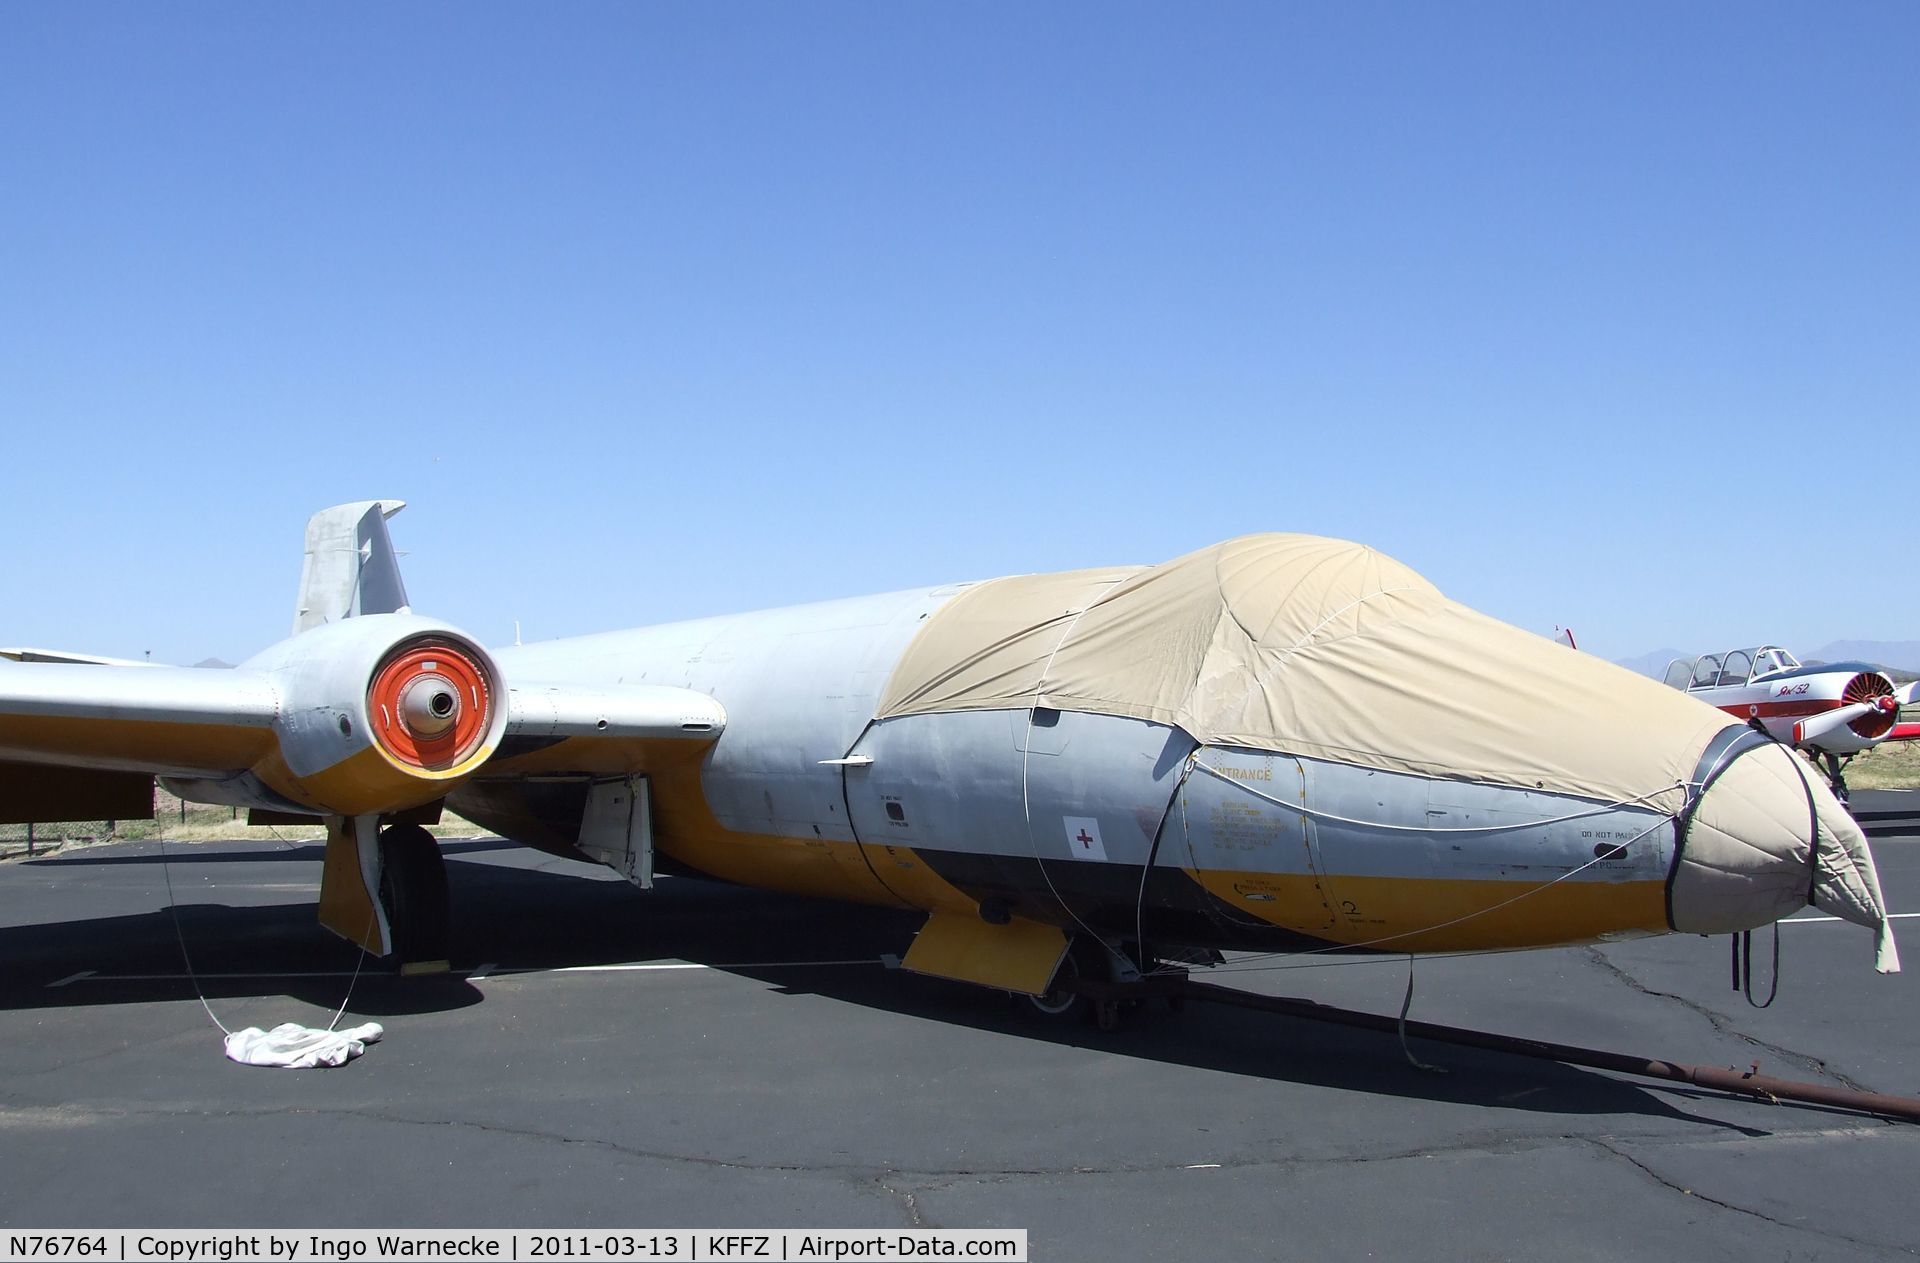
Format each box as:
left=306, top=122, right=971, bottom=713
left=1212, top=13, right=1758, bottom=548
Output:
left=463, top=732, right=1672, bottom=958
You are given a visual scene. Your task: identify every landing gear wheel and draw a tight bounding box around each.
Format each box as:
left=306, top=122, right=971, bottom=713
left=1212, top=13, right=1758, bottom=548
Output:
left=1822, top=752, right=1852, bottom=807
left=377, top=823, right=450, bottom=974
left=1025, top=949, right=1088, bottom=1022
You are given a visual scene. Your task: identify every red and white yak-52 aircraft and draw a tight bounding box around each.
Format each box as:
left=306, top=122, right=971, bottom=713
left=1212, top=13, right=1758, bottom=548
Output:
left=1662, top=646, right=1920, bottom=802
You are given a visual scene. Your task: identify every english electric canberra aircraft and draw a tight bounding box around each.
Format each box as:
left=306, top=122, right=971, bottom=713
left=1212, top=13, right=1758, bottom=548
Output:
left=1662, top=647, right=1920, bottom=803
left=0, top=504, right=1900, bottom=1012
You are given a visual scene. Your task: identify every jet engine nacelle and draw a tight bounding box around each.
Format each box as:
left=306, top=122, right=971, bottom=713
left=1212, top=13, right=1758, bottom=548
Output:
left=242, top=612, right=510, bottom=816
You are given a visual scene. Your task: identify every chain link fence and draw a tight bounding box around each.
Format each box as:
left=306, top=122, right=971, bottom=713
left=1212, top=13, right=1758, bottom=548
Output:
left=0, top=792, right=263, bottom=858
left=0, top=818, right=125, bottom=856
left=1, top=788, right=492, bottom=859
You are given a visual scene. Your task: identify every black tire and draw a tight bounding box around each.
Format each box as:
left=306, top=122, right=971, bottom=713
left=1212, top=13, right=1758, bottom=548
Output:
left=1024, top=946, right=1089, bottom=1021
left=377, top=823, right=450, bottom=969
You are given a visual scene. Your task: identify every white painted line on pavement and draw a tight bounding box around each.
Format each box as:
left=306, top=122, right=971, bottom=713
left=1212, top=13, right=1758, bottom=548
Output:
left=53, top=969, right=371, bottom=983
left=1782, top=911, right=1920, bottom=925
left=479, top=957, right=887, bottom=979
left=552, top=962, right=709, bottom=973
left=47, top=957, right=886, bottom=988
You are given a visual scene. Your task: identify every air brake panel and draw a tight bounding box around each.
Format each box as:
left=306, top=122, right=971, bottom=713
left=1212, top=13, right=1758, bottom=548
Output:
left=578, top=774, right=653, bottom=888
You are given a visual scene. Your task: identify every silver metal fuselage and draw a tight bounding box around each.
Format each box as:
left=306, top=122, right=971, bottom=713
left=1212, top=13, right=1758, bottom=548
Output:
left=462, top=586, right=1687, bottom=956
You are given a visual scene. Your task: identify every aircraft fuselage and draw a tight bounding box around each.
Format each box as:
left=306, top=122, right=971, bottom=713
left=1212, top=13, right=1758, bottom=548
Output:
left=456, top=585, right=1681, bottom=959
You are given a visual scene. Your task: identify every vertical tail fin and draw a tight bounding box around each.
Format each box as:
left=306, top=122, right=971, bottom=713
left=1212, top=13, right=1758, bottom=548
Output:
left=293, top=500, right=410, bottom=633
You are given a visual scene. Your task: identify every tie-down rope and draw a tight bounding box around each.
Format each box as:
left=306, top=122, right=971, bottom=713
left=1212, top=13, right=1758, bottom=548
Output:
left=1156, top=756, right=1684, bottom=974
left=161, top=832, right=380, bottom=1066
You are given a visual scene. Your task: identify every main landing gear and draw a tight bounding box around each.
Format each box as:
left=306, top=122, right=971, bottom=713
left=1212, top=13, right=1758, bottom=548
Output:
left=1819, top=751, right=1853, bottom=807
left=1024, top=937, right=1195, bottom=1031
left=378, top=823, right=451, bottom=973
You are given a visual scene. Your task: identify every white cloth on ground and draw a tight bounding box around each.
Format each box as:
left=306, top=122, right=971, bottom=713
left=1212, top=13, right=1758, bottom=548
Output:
left=223, top=1022, right=383, bottom=1068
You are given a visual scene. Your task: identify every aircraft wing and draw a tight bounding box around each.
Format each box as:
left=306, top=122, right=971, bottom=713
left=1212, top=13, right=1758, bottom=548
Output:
left=500, top=682, right=725, bottom=741
left=0, top=661, right=282, bottom=776
left=1, top=499, right=723, bottom=802
left=0, top=647, right=162, bottom=667
left=0, top=645, right=724, bottom=960
left=0, top=501, right=728, bottom=960
left=0, top=657, right=722, bottom=785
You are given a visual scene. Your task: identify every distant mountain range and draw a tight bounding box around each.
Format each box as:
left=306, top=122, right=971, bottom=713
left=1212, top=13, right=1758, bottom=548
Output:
left=1615, top=641, right=1920, bottom=679
left=1613, top=649, right=1690, bottom=679
left=1805, top=641, right=1920, bottom=673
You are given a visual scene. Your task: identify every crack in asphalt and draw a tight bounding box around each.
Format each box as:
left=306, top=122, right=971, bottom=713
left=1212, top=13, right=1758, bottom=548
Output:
left=0, top=1097, right=1792, bottom=1180
left=0, top=1102, right=129, bottom=1129
left=7, top=1095, right=1576, bottom=1178
left=1587, top=1136, right=1919, bottom=1258
left=0, top=1019, right=227, bottom=1080
left=873, top=1176, right=934, bottom=1229
left=16, top=1093, right=1920, bottom=1249
left=11, top=1090, right=1913, bottom=1234
left=1580, top=947, right=1879, bottom=1094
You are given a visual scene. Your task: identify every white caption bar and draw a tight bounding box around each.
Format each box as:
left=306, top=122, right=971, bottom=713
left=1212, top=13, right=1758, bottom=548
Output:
left=1, top=1231, right=1027, bottom=1263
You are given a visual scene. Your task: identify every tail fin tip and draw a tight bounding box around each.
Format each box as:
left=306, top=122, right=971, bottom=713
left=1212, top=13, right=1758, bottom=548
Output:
left=293, top=500, right=411, bottom=633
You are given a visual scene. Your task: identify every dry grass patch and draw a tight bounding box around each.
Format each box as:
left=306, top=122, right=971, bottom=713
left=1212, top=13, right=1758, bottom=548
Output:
left=1845, top=727, right=1920, bottom=791
left=4, top=789, right=497, bottom=860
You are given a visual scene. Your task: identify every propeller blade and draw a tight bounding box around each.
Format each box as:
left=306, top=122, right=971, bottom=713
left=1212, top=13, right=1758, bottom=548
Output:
left=1793, top=702, right=1876, bottom=746
left=1896, top=680, right=1919, bottom=708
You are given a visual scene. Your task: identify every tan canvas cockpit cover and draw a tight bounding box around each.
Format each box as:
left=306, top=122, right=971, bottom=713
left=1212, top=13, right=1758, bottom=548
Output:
left=876, top=534, right=1732, bottom=808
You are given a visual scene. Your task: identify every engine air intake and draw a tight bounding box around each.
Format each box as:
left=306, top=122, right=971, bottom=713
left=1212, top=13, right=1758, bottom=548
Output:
left=369, top=637, right=494, bottom=770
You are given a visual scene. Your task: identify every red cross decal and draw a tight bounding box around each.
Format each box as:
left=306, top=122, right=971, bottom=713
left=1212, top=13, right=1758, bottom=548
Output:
left=1075, top=829, right=1095, bottom=849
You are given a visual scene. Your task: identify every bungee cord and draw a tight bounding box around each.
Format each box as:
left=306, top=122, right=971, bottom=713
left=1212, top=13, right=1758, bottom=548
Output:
left=160, top=830, right=377, bottom=1062
left=1018, top=577, right=1136, bottom=964
left=1144, top=757, right=1683, bottom=978
left=1189, top=760, right=1687, bottom=833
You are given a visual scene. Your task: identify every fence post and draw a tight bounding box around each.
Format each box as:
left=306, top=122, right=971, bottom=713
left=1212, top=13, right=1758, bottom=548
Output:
left=25, top=823, right=33, bottom=857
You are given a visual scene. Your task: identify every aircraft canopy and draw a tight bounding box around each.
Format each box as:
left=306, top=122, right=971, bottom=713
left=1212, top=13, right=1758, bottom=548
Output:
left=875, top=534, right=1729, bottom=808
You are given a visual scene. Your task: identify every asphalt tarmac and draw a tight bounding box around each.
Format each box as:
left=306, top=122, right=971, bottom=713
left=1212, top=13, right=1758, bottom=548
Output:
left=2, top=790, right=1917, bottom=1261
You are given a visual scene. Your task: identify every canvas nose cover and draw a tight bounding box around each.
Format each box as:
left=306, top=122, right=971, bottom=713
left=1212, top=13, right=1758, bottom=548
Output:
left=1670, top=735, right=1899, bottom=973
left=871, top=534, right=1899, bottom=970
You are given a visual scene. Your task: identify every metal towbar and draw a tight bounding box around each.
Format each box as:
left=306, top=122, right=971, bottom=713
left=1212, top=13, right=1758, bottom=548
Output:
left=1076, top=973, right=1920, bottom=1124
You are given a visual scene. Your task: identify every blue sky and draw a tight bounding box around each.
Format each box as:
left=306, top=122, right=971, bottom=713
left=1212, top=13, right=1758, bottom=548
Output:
left=2, top=4, right=1915, bottom=666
